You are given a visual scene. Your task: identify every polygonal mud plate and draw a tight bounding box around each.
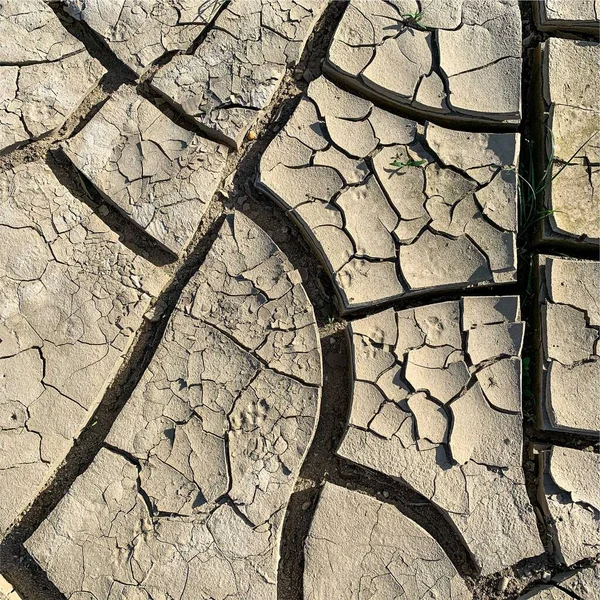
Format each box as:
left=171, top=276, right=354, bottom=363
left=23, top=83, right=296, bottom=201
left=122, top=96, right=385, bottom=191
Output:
left=304, top=483, right=472, bottom=599
left=62, top=85, right=228, bottom=256
left=0, top=162, right=167, bottom=541
left=336, top=296, right=544, bottom=575
left=0, top=0, right=106, bottom=154
left=535, top=255, right=600, bottom=436
left=534, top=0, right=600, bottom=34
left=151, top=0, right=328, bottom=148
left=537, top=38, right=600, bottom=247
left=537, top=446, right=600, bottom=567
left=64, top=0, right=226, bottom=76
left=25, top=212, right=322, bottom=600
left=258, top=77, right=519, bottom=313
left=324, top=0, right=522, bottom=127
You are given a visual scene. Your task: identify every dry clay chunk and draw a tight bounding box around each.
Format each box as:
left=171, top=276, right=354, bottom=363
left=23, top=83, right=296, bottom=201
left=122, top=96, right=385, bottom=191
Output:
left=324, top=0, right=522, bottom=126
left=151, top=0, right=328, bottom=148
left=257, top=76, right=519, bottom=313
left=540, top=39, right=600, bottom=245
left=0, top=0, right=105, bottom=153
left=537, top=255, right=600, bottom=435
left=0, top=162, right=166, bottom=539
left=538, top=446, right=600, bottom=566
left=64, top=0, right=226, bottom=76
left=534, top=0, right=600, bottom=34
left=304, top=484, right=471, bottom=599
left=337, top=296, right=544, bottom=575
left=26, top=212, right=322, bottom=599
left=62, top=86, right=228, bottom=256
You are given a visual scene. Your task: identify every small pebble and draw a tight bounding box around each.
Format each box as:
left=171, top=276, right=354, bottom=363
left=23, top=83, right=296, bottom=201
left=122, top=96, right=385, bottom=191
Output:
left=302, top=502, right=311, bottom=511
left=242, top=203, right=251, bottom=211
left=98, top=205, right=109, bottom=216
left=382, top=490, right=390, bottom=499
left=497, top=576, right=509, bottom=592
left=542, top=571, right=551, bottom=581
left=247, top=130, right=257, bottom=141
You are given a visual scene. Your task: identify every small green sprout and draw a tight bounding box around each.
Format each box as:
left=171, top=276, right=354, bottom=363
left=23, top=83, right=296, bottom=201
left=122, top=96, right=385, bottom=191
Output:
left=401, top=10, right=425, bottom=28
left=390, top=157, right=427, bottom=170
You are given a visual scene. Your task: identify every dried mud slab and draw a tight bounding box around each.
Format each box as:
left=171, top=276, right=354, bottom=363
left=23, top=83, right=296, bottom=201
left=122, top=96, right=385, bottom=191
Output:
left=0, top=576, right=21, bottom=600
left=151, top=0, right=328, bottom=148
left=536, top=255, right=600, bottom=436
left=64, top=0, right=226, bottom=76
left=324, top=0, right=522, bottom=127
left=0, top=0, right=106, bottom=154
left=62, top=85, right=228, bottom=256
left=26, top=212, right=322, bottom=599
left=537, top=446, right=600, bottom=566
left=537, top=38, right=600, bottom=246
left=519, top=565, right=600, bottom=599
left=534, top=0, right=600, bottom=34
left=257, top=77, right=519, bottom=313
left=304, top=483, right=472, bottom=599
left=337, top=296, right=543, bottom=575
left=0, top=162, right=167, bottom=539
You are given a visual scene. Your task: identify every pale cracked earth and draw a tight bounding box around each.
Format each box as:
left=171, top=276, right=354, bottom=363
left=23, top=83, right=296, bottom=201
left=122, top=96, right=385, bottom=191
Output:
left=0, top=1, right=598, bottom=600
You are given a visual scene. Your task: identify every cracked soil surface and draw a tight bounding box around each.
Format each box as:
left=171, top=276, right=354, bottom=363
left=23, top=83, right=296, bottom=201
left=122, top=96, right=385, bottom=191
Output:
left=0, top=1, right=598, bottom=600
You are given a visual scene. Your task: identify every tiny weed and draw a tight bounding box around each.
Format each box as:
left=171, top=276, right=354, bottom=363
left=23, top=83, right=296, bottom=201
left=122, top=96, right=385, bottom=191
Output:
left=390, top=157, right=427, bottom=170
left=401, top=10, right=424, bottom=28
left=378, top=9, right=425, bottom=34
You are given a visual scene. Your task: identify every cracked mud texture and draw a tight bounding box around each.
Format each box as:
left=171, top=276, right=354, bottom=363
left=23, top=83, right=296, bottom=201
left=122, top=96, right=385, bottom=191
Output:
left=324, top=0, right=522, bottom=127
left=258, top=76, right=519, bottom=313
left=25, top=212, right=322, bottom=599
left=62, top=85, right=228, bottom=256
left=63, top=0, right=226, bottom=77
left=0, top=161, right=167, bottom=540
left=537, top=446, right=600, bottom=568
left=538, top=38, right=599, bottom=246
left=0, top=0, right=106, bottom=154
left=304, top=483, right=472, bottom=599
left=151, top=0, right=328, bottom=148
left=536, top=255, right=600, bottom=436
left=519, top=565, right=600, bottom=599
left=533, top=0, right=600, bottom=34
left=337, top=296, right=544, bottom=576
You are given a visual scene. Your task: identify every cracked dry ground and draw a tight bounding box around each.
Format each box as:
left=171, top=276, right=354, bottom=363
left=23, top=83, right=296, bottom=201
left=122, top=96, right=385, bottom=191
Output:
left=0, top=1, right=598, bottom=600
